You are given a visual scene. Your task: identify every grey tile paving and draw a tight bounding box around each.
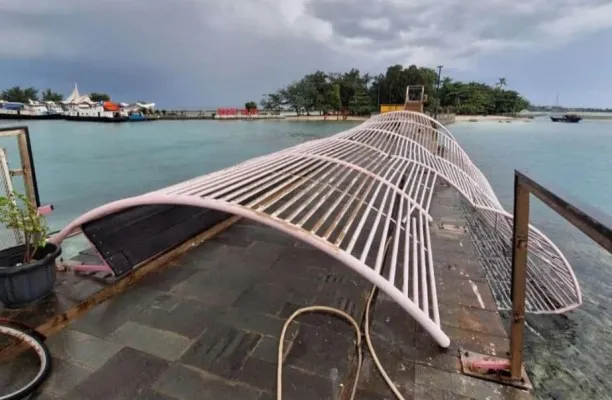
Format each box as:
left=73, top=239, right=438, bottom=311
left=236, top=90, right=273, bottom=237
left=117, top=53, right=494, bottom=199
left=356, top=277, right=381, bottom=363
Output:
left=30, top=391, right=61, bottom=400
left=137, top=264, right=201, bottom=292
left=415, top=364, right=454, bottom=393
left=45, top=328, right=123, bottom=370
left=131, top=292, right=222, bottom=338
left=220, top=307, right=300, bottom=338
left=170, top=271, right=247, bottom=306
left=233, top=280, right=317, bottom=315
left=64, top=347, right=168, bottom=400
left=39, top=357, right=92, bottom=397
left=235, top=356, right=341, bottom=400
left=283, top=323, right=356, bottom=379
left=413, top=384, right=458, bottom=400
left=439, top=304, right=507, bottom=338
left=250, top=335, right=296, bottom=364
left=133, top=389, right=179, bottom=400
left=437, top=275, right=498, bottom=312
left=153, top=364, right=261, bottom=400
left=37, top=183, right=530, bottom=400
left=445, top=326, right=509, bottom=358
left=450, top=374, right=531, bottom=400
left=69, top=286, right=160, bottom=338
left=355, top=389, right=398, bottom=400
left=217, top=224, right=295, bottom=247
left=358, top=352, right=415, bottom=398
left=271, top=245, right=347, bottom=272
left=181, top=323, right=262, bottom=379
left=107, top=321, right=193, bottom=361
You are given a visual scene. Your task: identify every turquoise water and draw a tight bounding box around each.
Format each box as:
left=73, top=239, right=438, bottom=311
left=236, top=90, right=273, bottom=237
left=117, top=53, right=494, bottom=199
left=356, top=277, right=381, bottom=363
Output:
left=1, top=117, right=611, bottom=398
left=452, top=118, right=612, bottom=400
left=0, top=119, right=357, bottom=235
left=0, top=120, right=359, bottom=259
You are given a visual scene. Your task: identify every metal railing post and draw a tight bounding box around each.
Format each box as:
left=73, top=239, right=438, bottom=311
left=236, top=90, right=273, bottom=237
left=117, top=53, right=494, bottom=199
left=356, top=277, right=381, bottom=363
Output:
left=510, top=172, right=530, bottom=379
left=16, top=129, right=38, bottom=207
left=462, top=169, right=611, bottom=389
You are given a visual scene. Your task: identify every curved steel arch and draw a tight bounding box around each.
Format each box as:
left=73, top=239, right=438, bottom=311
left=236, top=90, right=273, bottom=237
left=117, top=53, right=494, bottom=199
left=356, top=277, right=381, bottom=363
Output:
left=347, top=112, right=581, bottom=312
left=52, top=111, right=581, bottom=349
left=51, top=194, right=450, bottom=347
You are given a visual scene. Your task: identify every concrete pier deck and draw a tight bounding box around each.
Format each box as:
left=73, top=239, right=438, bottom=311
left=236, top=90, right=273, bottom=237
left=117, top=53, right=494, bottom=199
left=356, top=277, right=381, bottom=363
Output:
left=5, top=184, right=529, bottom=400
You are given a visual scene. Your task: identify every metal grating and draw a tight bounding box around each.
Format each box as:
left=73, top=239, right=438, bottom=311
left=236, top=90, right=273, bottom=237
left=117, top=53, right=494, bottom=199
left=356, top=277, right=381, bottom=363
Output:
left=52, top=111, right=581, bottom=347
left=0, top=147, right=24, bottom=249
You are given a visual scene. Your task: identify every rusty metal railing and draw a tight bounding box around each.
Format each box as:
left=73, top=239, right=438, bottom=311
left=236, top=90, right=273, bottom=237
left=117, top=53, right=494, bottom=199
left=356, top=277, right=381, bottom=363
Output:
left=0, top=126, right=40, bottom=208
left=509, top=170, right=612, bottom=379
left=0, top=126, right=41, bottom=250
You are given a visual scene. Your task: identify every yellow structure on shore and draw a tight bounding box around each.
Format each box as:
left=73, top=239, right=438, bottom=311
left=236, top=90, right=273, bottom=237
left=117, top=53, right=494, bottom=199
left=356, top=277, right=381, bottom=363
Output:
left=379, top=104, right=404, bottom=113
left=379, top=85, right=426, bottom=114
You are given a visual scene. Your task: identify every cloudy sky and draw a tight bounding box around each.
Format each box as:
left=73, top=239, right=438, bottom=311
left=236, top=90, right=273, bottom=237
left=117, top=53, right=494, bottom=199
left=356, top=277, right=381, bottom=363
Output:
left=1, top=0, right=611, bottom=108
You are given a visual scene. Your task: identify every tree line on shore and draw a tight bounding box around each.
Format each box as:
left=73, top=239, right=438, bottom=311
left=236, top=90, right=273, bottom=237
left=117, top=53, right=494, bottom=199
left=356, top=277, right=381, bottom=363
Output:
left=0, top=86, right=111, bottom=103
left=258, top=65, right=530, bottom=116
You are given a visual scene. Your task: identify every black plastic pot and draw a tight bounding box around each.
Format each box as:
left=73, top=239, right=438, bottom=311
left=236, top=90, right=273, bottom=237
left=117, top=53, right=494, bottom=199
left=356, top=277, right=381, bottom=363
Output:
left=0, top=243, right=61, bottom=309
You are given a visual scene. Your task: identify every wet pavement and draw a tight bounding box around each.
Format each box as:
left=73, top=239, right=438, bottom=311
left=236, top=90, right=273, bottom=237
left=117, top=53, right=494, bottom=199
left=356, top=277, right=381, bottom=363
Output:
left=23, top=184, right=530, bottom=399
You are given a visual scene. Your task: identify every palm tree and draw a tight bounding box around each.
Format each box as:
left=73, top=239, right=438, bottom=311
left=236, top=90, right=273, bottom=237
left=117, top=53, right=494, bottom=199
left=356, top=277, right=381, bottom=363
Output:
left=497, top=78, right=507, bottom=88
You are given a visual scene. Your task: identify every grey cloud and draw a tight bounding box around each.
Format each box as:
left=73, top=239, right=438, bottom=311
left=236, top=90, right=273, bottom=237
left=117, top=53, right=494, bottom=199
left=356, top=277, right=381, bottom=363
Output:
left=1, top=0, right=612, bottom=108
left=0, top=0, right=350, bottom=107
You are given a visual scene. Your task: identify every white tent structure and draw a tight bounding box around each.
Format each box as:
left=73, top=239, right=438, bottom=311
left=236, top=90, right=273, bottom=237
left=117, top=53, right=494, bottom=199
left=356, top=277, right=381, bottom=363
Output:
left=62, top=83, right=96, bottom=105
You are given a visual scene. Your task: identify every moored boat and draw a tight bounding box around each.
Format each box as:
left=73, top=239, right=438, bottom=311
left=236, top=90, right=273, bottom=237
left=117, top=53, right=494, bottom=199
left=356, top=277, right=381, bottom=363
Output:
left=63, top=106, right=129, bottom=122
left=550, top=113, right=582, bottom=123
left=0, top=101, right=63, bottom=120
left=61, top=84, right=128, bottom=122
left=128, top=111, right=146, bottom=121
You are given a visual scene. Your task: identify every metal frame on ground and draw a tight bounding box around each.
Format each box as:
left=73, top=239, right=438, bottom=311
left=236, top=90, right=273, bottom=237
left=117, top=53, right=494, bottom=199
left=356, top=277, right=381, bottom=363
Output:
left=51, top=111, right=582, bottom=348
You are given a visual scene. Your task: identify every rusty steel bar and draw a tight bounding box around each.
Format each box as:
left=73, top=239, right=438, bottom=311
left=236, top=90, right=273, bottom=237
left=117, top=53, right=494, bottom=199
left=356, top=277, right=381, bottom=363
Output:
left=510, top=173, right=530, bottom=379
left=508, top=170, right=612, bottom=379
left=516, top=172, right=612, bottom=253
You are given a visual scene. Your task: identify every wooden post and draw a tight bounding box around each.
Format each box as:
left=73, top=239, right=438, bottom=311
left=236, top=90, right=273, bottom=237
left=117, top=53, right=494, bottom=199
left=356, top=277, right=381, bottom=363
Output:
left=510, top=173, right=530, bottom=379
left=16, top=131, right=37, bottom=207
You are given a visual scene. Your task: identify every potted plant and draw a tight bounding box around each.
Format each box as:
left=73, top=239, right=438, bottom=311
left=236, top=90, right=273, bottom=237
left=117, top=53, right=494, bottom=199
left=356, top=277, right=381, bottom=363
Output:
left=0, top=191, right=60, bottom=309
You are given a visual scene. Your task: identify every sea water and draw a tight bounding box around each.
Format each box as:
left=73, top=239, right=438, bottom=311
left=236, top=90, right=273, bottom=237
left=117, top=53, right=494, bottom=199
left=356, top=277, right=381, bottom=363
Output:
left=0, top=119, right=357, bottom=235
left=1, top=117, right=610, bottom=399
left=452, top=119, right=612, bottom=400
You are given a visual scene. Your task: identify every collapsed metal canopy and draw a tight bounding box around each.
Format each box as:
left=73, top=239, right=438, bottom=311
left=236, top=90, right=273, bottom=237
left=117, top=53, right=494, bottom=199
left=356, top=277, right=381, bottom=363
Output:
left=52, top=111, right=581, bottom=348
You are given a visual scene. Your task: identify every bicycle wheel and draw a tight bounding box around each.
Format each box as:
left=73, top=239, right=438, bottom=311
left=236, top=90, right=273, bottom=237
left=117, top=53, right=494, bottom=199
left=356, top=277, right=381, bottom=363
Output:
left=0, top=322, right=51, bottom=400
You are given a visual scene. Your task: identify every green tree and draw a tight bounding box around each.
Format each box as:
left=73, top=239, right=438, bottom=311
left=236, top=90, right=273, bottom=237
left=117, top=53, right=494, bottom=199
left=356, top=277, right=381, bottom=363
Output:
left=348, top=88, right=374, bottom=116
left=245, top=101, right=258, bottom=111
left=89, top=92, right=110, bottom=102
left=41, top=89, right=63, bottom=102
left=302, top=70, right=332, bottom=114
left=329, top=84, right=341, bottom=116
left=264, top=64, right=530, bottom=117
left=1, top=86, right=39, bottom=103
left=436, top=78, right=528, bottom=115
left=260, top=93, right=282, bottom=110
left=280, top=81, right=307, bottom=115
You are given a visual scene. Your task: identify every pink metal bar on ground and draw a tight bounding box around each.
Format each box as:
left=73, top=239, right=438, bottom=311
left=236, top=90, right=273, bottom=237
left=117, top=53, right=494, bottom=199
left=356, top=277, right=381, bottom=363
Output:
left=66, top=263, right=113, bottom=273
left=37, top=204, right=54, bottom=216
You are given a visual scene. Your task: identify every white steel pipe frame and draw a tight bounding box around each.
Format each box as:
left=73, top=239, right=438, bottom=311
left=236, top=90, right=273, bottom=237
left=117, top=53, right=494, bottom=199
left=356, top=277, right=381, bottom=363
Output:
left=51, top=111, right=582, bottom=348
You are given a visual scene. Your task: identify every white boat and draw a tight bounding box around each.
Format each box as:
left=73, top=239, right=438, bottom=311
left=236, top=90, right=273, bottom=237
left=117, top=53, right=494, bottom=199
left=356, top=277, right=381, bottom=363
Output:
left=63, top=105, right=129, bottom=122
left=61, top=84, right=129, bottom=122
left=0, top=100, right=62, bottom=120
